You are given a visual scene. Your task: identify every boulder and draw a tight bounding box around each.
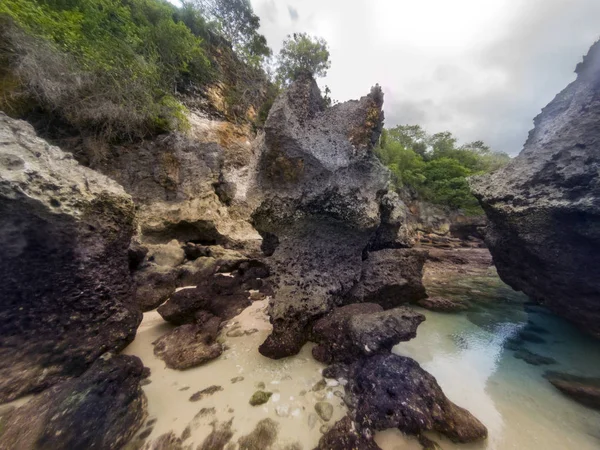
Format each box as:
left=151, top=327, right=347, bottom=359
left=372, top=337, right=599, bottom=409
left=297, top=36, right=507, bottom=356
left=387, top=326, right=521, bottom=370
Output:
left=157, top=271, right=253, bottom=325
left=417, top=296, right=469, bottom=313
left=324, top=354, right=487, bottom=443
left=249, top=74, right=419, bottom=358
left=0, top=354, right=147, bottom=449
left=153, top=317, right=222, bottom=370
left=0, top=113, right=141, bottom=403
left=544, top=371, right=600, bottom=410
left=316, top=416, right=381, bottom=450
left=470, top=41, right=600, bottom=338
left=348, top=248, right=427, bottom=309
left=312, top=303, right=425, bottom=364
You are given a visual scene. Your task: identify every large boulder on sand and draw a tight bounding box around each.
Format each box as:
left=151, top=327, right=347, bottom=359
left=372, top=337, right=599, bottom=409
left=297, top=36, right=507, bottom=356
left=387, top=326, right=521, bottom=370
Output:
left=470, top=41, right=600, bottom=338
left=324, top=354, right=488, bottom=443
left=250, top=73, right=420, bottom=358
left=0, top=354, right=147, bottom=449
left=0, top=113, right=141, bottom=402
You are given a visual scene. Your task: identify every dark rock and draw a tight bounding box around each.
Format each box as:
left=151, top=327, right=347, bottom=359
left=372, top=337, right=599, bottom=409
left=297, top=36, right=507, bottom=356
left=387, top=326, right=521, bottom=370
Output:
left=312, top=303, right=425, bottom=364
left=518, top=330, right=547, bottom=344
left=315, top=416, right=381, bottom=450
left=513, top=349, right=556, bottom=366
left=157, top=277, right=250, bottom=326
left=503, top=337, right=524, bottom=351
left=129, top=241, right=149, bottom=271
left=335, top=354, right=487, bottom=442
left=370, top=191, right=414, bottom=250
left=470, top=41, right=600, bottom=338
left=134, top=265, right=178, bottom=312
left=146, top=432, right=184, bottom=450
left=348, top=248, right=427, bottom=308
left=0, top=113, right=141, bottom=403
left=189, top=385, right=223, bottom=402
left=237, top=418, right=279, bottom=450
left=544, top=371, right=600, bottom=410
left=153, top=317, right=222, bottom=370
left=198, top=419, right=234, bottom=450
left=182, top=242, right=211, bottom=260
left=418, top=296, right=469, bottom=313
left=0, top=354, right=146, bottom=449
left=250, top=75, right=410, bottom=359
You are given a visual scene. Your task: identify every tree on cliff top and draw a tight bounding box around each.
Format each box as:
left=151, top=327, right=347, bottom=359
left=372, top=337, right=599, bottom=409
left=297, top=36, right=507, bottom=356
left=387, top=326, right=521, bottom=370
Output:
left=275, top=33, right=331, bottom=85
left=193, top=0, right=271, bottom=66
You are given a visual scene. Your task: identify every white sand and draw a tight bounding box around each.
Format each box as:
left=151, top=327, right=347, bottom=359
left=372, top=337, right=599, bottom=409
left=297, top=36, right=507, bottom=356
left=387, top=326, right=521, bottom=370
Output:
left=123, top=300, right=347, bottom=449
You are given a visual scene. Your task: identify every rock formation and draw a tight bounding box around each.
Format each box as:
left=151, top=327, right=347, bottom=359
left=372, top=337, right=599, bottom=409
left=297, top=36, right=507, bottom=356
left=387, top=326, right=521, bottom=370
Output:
left=311, top=303, right=425, bottom=364
left=0, top=354, right=147, bottom=450
left=323, top=355, right=488, bottom=445
left=471, top=41, right=600, bottom=338
left=0, top=113, right=141, bottom=403
left=249, top=73, right=424, bottom=358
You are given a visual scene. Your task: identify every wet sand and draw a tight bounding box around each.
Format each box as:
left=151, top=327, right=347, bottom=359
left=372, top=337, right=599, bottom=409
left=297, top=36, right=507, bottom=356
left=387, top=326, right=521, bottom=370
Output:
left=123, top=300, right=347, bottom=449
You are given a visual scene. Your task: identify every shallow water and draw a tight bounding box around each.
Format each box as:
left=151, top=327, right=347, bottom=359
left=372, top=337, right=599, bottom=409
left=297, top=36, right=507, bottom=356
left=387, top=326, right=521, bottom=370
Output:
left=124, top=270, right=600, bottom=449
left=379, top=269, right=600, bottom=450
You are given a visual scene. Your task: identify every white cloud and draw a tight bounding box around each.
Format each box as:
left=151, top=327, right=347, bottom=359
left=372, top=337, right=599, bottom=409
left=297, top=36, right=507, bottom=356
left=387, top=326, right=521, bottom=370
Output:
left=250, top=0, right=600, bottom=154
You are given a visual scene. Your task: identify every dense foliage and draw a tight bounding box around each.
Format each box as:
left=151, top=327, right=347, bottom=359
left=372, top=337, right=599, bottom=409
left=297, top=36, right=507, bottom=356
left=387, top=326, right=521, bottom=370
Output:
left=0, top=0, right=218, bottom=139
left=194, top=0, right=271, bottom=67
left=0, top=0, right=274, bottom=144
left=275, top=32, right=331, bottom=85
left=376, top=125, right=510, bottom=214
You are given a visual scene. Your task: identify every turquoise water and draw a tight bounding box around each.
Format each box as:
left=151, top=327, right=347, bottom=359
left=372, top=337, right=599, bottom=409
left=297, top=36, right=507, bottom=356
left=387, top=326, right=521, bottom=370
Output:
left=379, top=269, right=600, bottom=450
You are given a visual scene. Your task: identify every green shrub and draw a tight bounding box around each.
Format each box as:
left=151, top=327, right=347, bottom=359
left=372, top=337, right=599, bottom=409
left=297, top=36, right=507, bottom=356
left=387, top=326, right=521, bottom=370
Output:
left=0, top=0, right=211, bottom=140
left=376, top=125, right=510, bottom=214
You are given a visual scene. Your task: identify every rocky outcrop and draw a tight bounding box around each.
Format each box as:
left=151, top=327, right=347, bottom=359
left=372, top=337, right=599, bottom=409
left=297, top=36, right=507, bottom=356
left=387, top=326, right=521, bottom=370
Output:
left=153, top=315, right=222, bottom=370
left=324, top=354, right=488, bottom=443
left=316, top=416, right=381, bottom=450
left=101, top=120, right=261, bottom=249
left=0, top=354, right=147, bottom=449
left=311, top=304, right=425, bottom=364
left=249, top=74, right=421, bottom=358
left=0, top=113, right=141, bottom=403
left=157, top=257, right=270, bottom=325
left=347, top=248, right=427, bottom=309
left=470, top=41, right=600, bottom=338
left=544, top=371, right=600, bottom=410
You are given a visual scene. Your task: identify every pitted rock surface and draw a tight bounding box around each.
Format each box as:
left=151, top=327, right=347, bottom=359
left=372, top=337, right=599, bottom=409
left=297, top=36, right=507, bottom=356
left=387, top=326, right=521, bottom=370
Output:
left=0, top=113, right=141, bottom=403
left=249, top=74, right=420, bottom=358
left=471, top=41, right=600, bottom=338
left=0, top=354, right=147, bottom=450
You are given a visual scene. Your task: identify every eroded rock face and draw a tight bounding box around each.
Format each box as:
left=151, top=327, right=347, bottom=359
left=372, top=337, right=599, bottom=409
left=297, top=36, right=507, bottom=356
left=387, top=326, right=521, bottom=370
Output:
left=348, top=248, right=427, bottom=308
left=316, top=416, right=381, bottom=450
left=0, top=354, right=147, bottom=450
left=102, top=129, right=261, bottom=248
left=249, top=74, right=420, bottom=358
left=311, top=304, right=425, bottom=364
left=544, top=371, right=600, bottom=410
left=153, top=316, right=222, bottom=370
left=470, top=41, right=600, bottom=338
left=0, top=113, right=141, bottom=403
left=324, top=354, right=488, bottom=443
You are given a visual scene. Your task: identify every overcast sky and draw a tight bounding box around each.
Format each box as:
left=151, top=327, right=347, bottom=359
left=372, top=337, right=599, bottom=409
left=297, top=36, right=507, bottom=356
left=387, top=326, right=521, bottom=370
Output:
left=249, top=0, right=600, bottom=154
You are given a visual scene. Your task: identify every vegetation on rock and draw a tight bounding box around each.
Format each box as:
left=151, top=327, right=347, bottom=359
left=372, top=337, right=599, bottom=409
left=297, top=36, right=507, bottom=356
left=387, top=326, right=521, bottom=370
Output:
left=275, top=32, right=331, bottom=85
left=0, top=0, right=272, bottom=144
left=376, top=125, right=510, bottom=214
